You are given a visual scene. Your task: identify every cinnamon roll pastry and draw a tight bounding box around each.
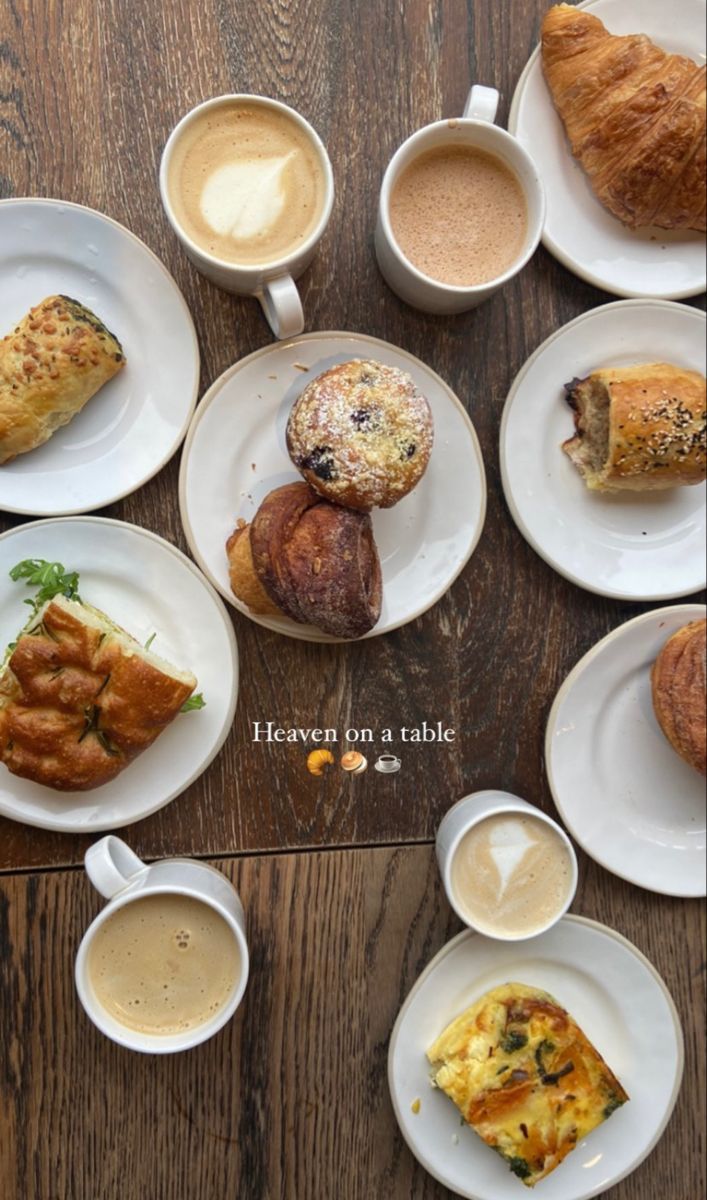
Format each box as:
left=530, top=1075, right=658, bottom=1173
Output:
left=228, top=482, right=382, bottom=639
left=651, top=619, right=706, bottom=776
left=541, top=5, right=707, bottom=231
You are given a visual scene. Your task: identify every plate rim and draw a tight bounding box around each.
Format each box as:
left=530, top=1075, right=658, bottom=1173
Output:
left=545, top=602, right=707, bottom=897
left=178, top=329, right=488, bottom=642
left=388, top=915, right=685, bottom=1200
left=508, top=0, right=707, bottom=300
left=499, top=297, right=707, bottom=600
left=0, top=514, right=239, bottom=832
left=0, top=196, right=201, bottom=516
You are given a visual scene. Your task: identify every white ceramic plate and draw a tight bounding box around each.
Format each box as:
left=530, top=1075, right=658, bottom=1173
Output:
left=389, top=918, right=683, bottom=1200
left=509, top=0, right=707, bottom=298
left=0, top=517, right=238, bottom=832
left=546, top=605, right=706, bottom=896
left=179, top=332, right=487, bottom=642
left=0, top=198, right=199, bottom=515
left=500, top=300, right=706, bottom=600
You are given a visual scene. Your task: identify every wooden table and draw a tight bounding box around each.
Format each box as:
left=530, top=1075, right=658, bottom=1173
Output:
left=0, top=2, right=704, bottom=1197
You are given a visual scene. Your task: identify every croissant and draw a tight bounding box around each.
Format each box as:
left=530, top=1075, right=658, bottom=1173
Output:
left=541, top=4, right=707, bottom=231
left=227, top=482, right=383, bottom=639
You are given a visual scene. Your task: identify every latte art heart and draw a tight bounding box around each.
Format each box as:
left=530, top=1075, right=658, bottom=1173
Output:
left=166, top=101, right=328, bottom=266
left=200, top=154, right=296, bottom=240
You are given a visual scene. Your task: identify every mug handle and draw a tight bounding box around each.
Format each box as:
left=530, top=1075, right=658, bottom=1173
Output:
left=85, top=835, right=148, bottom=899
left=258, top=274, right=305, bottom=340
left=462, top=85, right=499, bottom=123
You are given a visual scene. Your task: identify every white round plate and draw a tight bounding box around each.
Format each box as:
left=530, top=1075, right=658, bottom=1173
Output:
left=179, top=331, right=486, bottom=642
left=0, top=517, right=238, bottom=832
left=509, top=0, right=706, bottom=298
left=546, top=605, right=706, bottom=896
left=389, top=918, right=683, bottom=1200
left=500, top=300, right=706, bottom=600
left=0, top=199, right=200, bottom=515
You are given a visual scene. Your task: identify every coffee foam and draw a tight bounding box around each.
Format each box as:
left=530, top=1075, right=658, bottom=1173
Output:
left=200, top=153, right=296, bottom=240
left=389, top=145, right=527, bottom=287
left=87, top=893, right=240, bottom=1035
left=167, top=102, right=327, bottom=265
left=450, top=813, right=573, bottom=937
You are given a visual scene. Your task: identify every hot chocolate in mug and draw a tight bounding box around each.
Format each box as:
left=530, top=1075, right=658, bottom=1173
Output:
left=375, top=85, right=545, bottom=314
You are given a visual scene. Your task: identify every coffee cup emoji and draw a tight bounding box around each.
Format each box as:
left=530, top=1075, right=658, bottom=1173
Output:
left=341, top=751, right=367, bottom=775
left=374, top=754, right=401, bottom=774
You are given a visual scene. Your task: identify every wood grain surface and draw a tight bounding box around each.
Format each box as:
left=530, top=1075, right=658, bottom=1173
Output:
left=0, top=2, right=704, bottom=1196
left=0, top=846, right=704, bottom=1199
left=0, top=0, right=702, bottom=869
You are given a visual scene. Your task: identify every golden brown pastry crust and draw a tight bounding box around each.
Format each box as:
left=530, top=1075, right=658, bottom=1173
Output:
left=651, top=619, right=706, bottom=775
left=247, top=481, right=382, bottom=638
left=286, top=359, right=433, bottom=511
left=563, top=363, right=706, bottom=491
left=0, top=295, right=125, bottom=464
left=0, top=596, right=195, bottom=791
left=541, top=5, right=707, bottom=231
left=226, top=522, right=282, bottom=616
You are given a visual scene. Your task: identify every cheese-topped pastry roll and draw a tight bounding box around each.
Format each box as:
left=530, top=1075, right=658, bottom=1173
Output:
left=0, top=295, right=125, bottom=464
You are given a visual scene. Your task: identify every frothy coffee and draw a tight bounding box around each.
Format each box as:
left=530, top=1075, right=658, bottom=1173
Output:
left=450, top=813, right=573, bottom=937
left=87, top=894, right=240, bottom=1034
left=167, top=100, right=327, bottom=265
left=389, top=145, right=527, bottom=286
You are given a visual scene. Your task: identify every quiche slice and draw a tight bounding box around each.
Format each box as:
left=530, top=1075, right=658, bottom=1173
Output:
left=0, top=593, right=197, bottom=791
left=427, top=982, right=628, bottom=1188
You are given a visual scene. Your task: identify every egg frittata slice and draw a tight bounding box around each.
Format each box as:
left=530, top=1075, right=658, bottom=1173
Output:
left=427, top=982, right=628, bottom=1187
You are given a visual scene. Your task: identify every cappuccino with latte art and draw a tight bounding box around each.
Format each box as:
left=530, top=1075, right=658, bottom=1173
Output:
left=166, top=99, right=328, bottom=265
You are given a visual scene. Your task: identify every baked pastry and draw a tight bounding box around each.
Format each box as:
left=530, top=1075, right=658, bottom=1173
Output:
left=562, top=363, right=706, bottom=490
left=541, top=5, right=707, bottom=231
left=0, top=594, right=197, bottom=790
left=286, top=359, right=433, bottom=510
left=226, top=521, right=282, bottom=616
left=651, top=619, right=706, bottom=775
left=0, top=295, right=125, bottom=464
left=427, top=982, right=628, bottom=1188
left=228, top=482, right=382, bottom=638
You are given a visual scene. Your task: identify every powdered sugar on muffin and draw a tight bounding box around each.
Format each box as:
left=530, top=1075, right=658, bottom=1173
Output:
left=286, top=358, right=434, bottom=510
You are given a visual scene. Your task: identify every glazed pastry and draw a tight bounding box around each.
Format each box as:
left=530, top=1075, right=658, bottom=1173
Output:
left=0, top=295, right=125, bottom=464
left=562, top=363, right=706, bottom=491
left=226, top=521, right=282, bottom=616
left=286, top=358, right=433, bottom=510
left=0, top=594, right=196, bottom=791
left=651, top=619, right=706, bottom=776
left=541, top=5, right=707, bottom=231
left=241, top=481, right=382, bottom=638
left=427, top=982, right=628, bottom=1188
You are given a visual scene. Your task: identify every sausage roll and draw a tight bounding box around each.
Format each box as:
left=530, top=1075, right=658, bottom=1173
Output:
left=562, top=362, right=706, bottom=490
left=0, top=295, right=125, bottom=464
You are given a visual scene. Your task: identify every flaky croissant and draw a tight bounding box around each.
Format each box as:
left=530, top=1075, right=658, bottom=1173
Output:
left=541, top=4, right=706, bottom=231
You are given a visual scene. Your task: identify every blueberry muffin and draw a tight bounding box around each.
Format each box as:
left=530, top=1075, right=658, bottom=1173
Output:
left=286, top=359, right=434, bottom=510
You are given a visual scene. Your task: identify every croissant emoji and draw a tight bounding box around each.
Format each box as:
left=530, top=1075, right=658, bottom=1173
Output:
left=541, top=5, right=706, bottom=231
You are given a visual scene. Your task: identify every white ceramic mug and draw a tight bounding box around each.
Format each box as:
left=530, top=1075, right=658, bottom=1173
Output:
left=160, top=94, right=335, bottom=339
left=375, top=86, right=545, bottom=313
left=75, top=836, right=249, bottom=1053
left=436, top=789, right=578, bottom=940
